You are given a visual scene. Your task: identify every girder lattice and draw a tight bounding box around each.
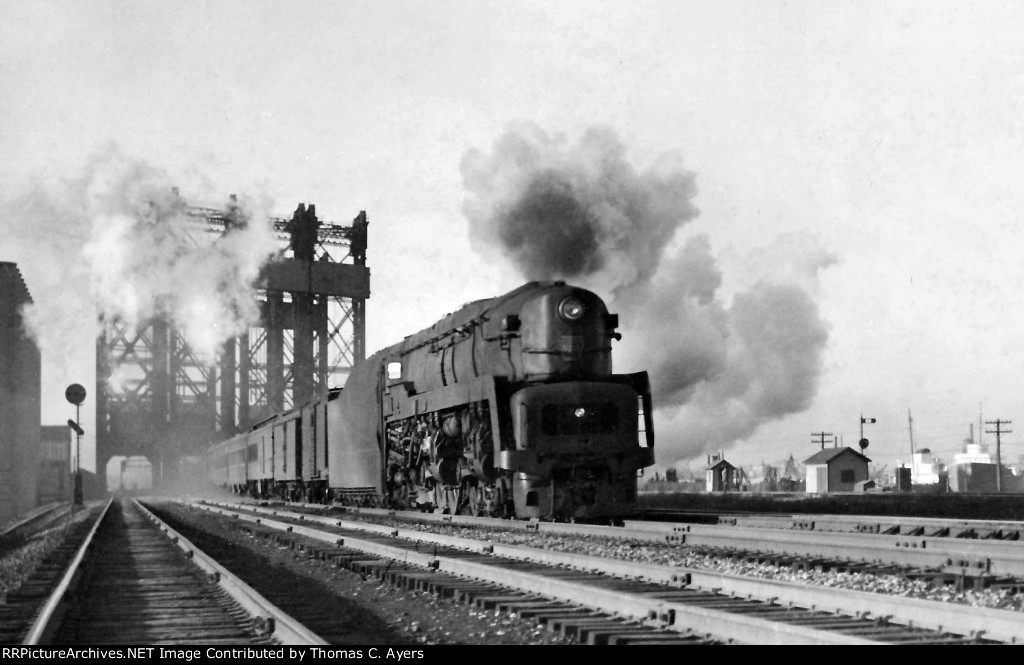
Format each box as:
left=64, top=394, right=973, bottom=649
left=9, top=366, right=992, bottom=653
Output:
left=96, top=196, right=369, bottom=483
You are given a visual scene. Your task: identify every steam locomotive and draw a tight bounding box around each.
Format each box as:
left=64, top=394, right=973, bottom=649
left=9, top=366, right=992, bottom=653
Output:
left=208, top=281, right=655, bottom=520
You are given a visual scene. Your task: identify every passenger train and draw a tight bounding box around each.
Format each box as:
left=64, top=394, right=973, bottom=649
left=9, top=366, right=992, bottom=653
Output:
left=208, top=281, right=655, bottom=520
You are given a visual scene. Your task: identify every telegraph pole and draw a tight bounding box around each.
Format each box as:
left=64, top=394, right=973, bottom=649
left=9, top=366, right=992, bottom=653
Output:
left=985, top=419, right=1011, bottom=493
left=812, top=431, right=833, bottom=450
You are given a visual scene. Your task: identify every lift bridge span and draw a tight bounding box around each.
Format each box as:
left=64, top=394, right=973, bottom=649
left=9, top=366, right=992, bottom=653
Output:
left=95, top=194, right=369, bottom=485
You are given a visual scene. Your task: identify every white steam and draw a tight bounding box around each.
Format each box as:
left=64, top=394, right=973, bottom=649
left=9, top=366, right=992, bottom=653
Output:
left=3, top=147, right=279, bottom=372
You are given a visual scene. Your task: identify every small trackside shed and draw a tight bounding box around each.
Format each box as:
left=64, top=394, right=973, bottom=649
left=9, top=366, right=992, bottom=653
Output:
left=706, top=457, right=738, bottom=492
left=804, top=447, right=871, bottom=493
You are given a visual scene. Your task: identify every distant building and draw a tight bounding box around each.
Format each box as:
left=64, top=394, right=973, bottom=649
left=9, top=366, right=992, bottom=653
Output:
left=803, top=447, right=871, bottom=493
left=909, top=448, right=944, bottom=485
left=0, top=262, right=41, bottom=524
left=39, top=425, right=71, bottom=504
left=705, top=452, right=738, bottom=492
left=952, top=427, right=993, bottom=465
left=946, top=425, right=1018, bottom=492
left=745, top=463, right=779, bottom=492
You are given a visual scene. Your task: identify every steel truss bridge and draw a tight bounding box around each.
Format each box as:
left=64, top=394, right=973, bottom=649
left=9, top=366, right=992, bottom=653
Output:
left=95, top=193, right=369, bottom=483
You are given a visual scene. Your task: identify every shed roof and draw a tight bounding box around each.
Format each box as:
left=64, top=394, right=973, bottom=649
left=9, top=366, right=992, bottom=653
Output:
left=707, top=459, right=736, bottom=471
left=803, top=446, right=872, bottom=465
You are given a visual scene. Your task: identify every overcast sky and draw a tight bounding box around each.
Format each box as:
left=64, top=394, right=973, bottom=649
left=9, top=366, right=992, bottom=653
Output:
left=3, top=0, right=1024, bottom=476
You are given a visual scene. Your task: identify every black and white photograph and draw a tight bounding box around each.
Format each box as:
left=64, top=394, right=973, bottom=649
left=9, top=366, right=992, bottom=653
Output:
left=2, top=0, right=1023, bottom=649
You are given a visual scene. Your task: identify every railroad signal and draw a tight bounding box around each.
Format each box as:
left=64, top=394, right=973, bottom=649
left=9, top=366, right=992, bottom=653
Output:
left=65, top=383, right=86, bottom=405
left=859, top=415, right=875, bottom=452
left=67, top=419, right=85, bottom=437
left=65, top=382, right=86, bottom=507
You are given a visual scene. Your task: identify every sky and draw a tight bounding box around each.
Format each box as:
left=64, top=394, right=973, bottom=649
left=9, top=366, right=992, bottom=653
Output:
left=3, top=0, right=1024, bottom=477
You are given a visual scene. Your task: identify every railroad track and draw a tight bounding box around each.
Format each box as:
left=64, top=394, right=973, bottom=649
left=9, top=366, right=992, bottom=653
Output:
left=0, top=502, right=73, bottom=548
left=338, top=502, right=1024, bottom=584
left=621, top=519, right=1024, bottom=584
left=638, top=508, right=1024, bottom=540
left=0, top=505, right=102, bottom=644
left=5, top=498, right=326, bottom=645
left=267, top=500, right=1024, bottom=588
left=191, top=500, right=1013, bottom=644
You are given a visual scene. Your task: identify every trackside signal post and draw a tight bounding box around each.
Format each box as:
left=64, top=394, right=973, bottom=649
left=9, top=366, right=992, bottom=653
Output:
left=859, top=414, right=875, bottom=452
left=66, top=383, right=86, bottom=505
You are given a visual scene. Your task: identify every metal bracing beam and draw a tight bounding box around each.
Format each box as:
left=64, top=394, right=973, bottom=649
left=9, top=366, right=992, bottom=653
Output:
left=186, top=206, right=359, bottom=248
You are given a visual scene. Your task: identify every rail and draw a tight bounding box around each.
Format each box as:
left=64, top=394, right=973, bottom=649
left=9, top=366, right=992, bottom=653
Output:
left=22, top=499, right=113, bottom=644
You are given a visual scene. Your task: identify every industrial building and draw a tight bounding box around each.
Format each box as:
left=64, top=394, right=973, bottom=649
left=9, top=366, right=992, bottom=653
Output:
left=945, top=426, right=1023, bottom=493
left=39, top=425, right=71, bottom=504
left=0, top=262, right=41, bottom=523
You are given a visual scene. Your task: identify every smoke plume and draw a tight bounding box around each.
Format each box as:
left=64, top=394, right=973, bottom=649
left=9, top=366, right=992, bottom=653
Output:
left=461, top=122, right=835, bottom=467
left=462, top=122, right=699, bottom=298
left=1, top=147, right=280, bottom=372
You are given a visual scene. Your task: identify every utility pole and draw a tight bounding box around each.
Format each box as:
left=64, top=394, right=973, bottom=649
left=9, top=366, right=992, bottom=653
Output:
left=985, top=419, right=1011, bottom=493
left=812, top=431, right=833, bottom=450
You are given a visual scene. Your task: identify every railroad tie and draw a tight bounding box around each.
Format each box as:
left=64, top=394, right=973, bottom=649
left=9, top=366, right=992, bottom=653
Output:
left=605, top=630, right=710, bottom=645
left=578, top=625, right=668, bottom=646
left=472, top=593, right=536, bottom=610
left=514, top=604, right=584, bottom=620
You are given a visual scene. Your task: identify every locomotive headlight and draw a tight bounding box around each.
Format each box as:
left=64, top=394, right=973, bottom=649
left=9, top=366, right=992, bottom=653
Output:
left=574, top=407, right=587, bottom=418
left=557, top=296, right=586, bottom=322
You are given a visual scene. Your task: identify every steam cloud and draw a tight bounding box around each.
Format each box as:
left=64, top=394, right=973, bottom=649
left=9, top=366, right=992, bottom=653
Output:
left=461, top=122, right=835, bottom=468
left=1, top=147, right=280, bottom=378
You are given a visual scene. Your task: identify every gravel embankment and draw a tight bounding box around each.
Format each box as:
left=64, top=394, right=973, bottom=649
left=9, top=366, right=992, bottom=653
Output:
left=0, top=510, right=94, bottom=602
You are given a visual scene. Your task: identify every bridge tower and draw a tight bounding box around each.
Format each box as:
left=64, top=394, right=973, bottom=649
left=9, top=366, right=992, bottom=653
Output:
left=94, top=194, right=370, bottom=486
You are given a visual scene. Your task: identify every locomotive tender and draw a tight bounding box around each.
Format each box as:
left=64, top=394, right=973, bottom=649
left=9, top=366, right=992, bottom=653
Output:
left=209, top=281, right=655, bottom=519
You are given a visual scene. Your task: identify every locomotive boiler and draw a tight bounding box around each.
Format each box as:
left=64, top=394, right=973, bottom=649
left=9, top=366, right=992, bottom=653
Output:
left=209, top=281, right=655, bottom=520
